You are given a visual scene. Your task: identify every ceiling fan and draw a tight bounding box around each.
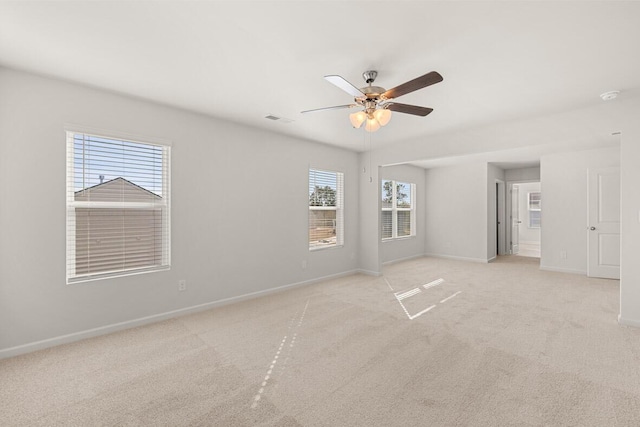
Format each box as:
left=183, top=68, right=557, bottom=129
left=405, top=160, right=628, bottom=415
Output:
left=301, top=70, right=443, bottom=132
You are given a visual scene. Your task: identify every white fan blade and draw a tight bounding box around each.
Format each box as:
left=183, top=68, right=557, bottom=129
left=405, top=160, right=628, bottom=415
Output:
left=324, top=75, right=364, bottom=97
left=301, top=104, right=358, bottom=114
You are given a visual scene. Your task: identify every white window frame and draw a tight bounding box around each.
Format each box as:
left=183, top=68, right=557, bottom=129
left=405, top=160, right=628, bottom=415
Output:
left=66, top=129, right=171, bottom=283
left=309, top=168, right=344, bottom=251
left=381, top=180, right=416, bottom=240
left=528, top=191, right=541, bottom=229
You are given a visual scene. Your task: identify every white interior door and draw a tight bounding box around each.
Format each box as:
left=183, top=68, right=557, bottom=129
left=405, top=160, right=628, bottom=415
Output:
left=588, top=167, right=620, bottom=279
left=511, top=184, right=520, bottom=254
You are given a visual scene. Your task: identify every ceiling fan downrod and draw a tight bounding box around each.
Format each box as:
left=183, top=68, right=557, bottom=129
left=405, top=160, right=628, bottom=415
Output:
left=362, top=70, right=377, bottom=84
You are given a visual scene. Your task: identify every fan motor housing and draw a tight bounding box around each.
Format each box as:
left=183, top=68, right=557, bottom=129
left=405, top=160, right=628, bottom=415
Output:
left=360, top=86, right=386, bottom=100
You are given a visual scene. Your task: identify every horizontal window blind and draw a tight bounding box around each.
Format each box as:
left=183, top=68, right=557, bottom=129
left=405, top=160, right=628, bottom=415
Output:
left=309, top=169, right=344, bottom=249
left=381, top=211, right=393, bottom=239
left=528, top=192, right=541, bottom=228
left=66, top=131, right=170, bottom=283
left=529, top=210, right=541, bottom=228
left=397, top=211, right=412, bottom=237
left=528, top=192, right=541, bottom=210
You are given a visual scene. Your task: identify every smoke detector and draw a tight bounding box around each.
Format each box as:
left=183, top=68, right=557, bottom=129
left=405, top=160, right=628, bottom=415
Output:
left=600, top=90, right=620, bottom=101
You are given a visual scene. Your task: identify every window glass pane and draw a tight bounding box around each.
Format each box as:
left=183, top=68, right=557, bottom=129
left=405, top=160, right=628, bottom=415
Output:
left=397, top=211, right=412, bottom=237
left=309, top=170, right=337, bottom=207
left=381, top=180, right=393, bottom=208
left=381, top=211, right=392, bottom=239
left=396, top=182, right=411, bottom=208
left=528, top=192, right=541, bottom=210
left=529, top=210, right=541, bottom=228
left=73, top=134, right=164, bottom=197
left=309, top=209, right=337, bottom=248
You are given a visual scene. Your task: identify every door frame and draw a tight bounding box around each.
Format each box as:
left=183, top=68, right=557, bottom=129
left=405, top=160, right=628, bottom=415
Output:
left=496, top=180, right=506, bottom=255
left=506, top=179, right=541, bottom=256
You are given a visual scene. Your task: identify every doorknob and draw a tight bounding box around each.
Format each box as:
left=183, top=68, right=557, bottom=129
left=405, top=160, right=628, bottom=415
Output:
left=590, top=226, right=596, bottom=231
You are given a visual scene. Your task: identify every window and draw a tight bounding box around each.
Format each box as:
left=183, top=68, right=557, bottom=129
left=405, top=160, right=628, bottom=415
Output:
left=528, top=191, right=541, bottom=228
left=66, top=131, right=170, bottom=283
left=381, top=180, right=415, bottom=240
left=309, top=168, right=344, bottom=250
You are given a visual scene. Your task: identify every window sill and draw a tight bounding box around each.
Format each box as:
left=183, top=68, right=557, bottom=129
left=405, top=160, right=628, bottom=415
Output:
left=382, top=235, right=416, bottom=243
left=67, top=265, right=170, bottom=285
left=309, top=244, right=344, bottom=252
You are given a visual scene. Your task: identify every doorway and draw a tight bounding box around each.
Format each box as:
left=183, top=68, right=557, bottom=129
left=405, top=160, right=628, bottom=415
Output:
left=507, top=181, right=541, bottom=258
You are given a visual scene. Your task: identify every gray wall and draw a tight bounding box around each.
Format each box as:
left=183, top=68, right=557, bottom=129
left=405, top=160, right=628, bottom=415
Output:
left=0, top=68, right=360, bottom=354
left=540, top=146, right=620, bottom=274
left=620, top=124, right=640, bottom=327
left=422, top=162, right=504, bottom=263
left=505, top=167, right=540, bottom=182
left=424, top=163, right=488, bottom=262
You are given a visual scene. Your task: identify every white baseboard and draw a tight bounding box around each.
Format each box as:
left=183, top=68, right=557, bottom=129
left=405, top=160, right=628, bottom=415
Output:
left=487, top=256, right=497, bottom=263
left=618, top=315, right=640, bottom=328
left=356, top=269, right=382, bottom=277
left=0, top=269, right=358, bottom=360
left=382, top=253, right=425, bottom=266
left=423, top=252, right=488, bottom=264
left=519, top=240, right=541, bottom=245
left=539, top=264, right=586, bottom=275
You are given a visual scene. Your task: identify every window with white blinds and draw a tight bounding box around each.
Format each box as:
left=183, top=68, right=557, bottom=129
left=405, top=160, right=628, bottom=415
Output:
left=309, top=168, right=344, bottom=250
left=528, top=191, right=541, bottom=228
left=66, top=131, right=171, bottom=283
left=381, top=180, right=415, bottom=240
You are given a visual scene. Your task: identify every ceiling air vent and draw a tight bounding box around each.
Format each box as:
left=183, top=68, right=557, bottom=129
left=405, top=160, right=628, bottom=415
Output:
left=265, top=114, right=294, bottom=123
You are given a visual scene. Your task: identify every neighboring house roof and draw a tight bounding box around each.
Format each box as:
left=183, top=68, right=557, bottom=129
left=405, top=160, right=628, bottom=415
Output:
left=75, top=177, right=162, bottom=201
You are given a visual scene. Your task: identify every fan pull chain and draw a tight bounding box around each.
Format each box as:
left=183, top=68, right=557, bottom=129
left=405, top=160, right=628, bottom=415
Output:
left=361, top=126, right=372, bottom=183
left=369, top=131, right=373, bottom=183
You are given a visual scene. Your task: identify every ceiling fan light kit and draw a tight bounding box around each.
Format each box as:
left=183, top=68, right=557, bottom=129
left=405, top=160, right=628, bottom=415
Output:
left=349, top=110, right=367, bottom=128
left=303, top=69, right=443, bottom=132
left=365, top=117, right=381, bottom=132
left=373, top=108, right=392, bottom=126
left=350, top=107, right=392, bottom=132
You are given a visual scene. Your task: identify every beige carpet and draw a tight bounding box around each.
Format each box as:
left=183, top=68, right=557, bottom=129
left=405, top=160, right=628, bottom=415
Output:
left=517, top=242, right=541, bottom=258
left=2, top=256, right=640, bottom=426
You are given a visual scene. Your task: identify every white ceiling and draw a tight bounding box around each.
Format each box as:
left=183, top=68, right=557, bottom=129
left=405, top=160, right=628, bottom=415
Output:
left=1, top=1, right=638, bottom=159
left=407, top=132, right=622, bottom=170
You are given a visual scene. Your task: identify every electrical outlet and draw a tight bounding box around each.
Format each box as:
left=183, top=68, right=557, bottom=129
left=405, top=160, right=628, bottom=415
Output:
left=560, top=251, right=567, bottom=259
left=178, top=280, right=187, bottom=291
left=301, top=260, right=307, bottom=269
